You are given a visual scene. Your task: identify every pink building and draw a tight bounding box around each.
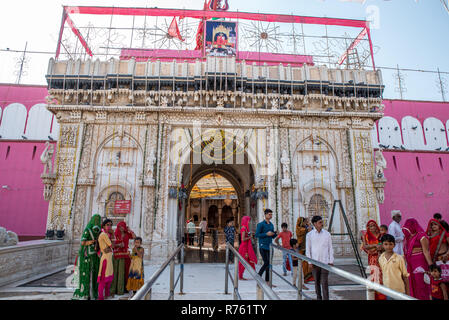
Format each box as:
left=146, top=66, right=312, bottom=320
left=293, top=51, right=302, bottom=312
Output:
left=376, top=100, right=449, bottom=229
left=0, top=84, right=57, bottom=241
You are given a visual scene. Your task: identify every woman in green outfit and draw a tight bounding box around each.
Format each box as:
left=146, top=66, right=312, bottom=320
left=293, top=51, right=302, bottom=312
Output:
left=72, top=214, right=102, bottom=300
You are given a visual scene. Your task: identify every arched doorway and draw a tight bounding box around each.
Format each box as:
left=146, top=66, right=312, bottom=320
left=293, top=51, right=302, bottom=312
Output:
left=182, top=169, right=247, bottom=263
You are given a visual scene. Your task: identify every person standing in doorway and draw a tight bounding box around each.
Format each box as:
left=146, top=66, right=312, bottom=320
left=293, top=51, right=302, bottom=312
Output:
left=388, top=210, right=404, bottom=255
left=199, top=217, right=208, bottom=247
left=187, top=220, right=196, bottom=246
left=306, top=215, right=334, bottom=300
left=255, top=209, right=278, bottom=285
left=224, top=219, right=236, bottom=260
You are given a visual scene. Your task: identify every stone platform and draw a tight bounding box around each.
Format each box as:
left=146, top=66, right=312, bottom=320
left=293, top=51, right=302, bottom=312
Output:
left=0, top=240, right=70, bottom=287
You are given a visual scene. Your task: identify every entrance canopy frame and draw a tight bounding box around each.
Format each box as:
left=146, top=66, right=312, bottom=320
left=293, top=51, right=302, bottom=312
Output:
left=56, top=5, right=375, bottom=69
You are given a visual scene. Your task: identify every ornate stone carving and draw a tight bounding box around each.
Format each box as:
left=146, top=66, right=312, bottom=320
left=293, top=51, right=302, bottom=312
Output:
left=60, top=126, right=78, bottom=147
left=144, top=149, right=156, bottom=186
left=373, top=149, right=387, bottom=204
left=40, top=141, right=55, bottom=175
left=72, top=187, right=87, bottom=239
left=41, top=173, right=57, bottom=201
left=374, top=149, right=387, bottom=179
left=280, top=149, right=291, bottom=188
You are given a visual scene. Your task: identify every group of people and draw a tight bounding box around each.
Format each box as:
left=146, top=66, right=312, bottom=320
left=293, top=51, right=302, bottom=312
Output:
left=72, top=215, right=145, bottom=300
left=75, top=209, right=449, bottom=301
left=361, top=210, right=449, bottom=300
left=235, top=209, right=331, bottom=300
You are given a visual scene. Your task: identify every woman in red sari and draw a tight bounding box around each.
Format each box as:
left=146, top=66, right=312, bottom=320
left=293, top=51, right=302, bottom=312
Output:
left=426, top=218, right=449, bottom=263
left=110, top=221, right=135, bottom=296
left=402, top=218, right=432, bottom=300
left=238, top=216, right=257, bottom=280
left=361, top=220, right=386, bottom=300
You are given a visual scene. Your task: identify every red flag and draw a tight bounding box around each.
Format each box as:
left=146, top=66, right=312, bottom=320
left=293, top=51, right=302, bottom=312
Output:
left=168, top=17, right=184, bottom=41
left=195, top=0, right=209, bottom=50
left=195, top=20, right=205, bottom=50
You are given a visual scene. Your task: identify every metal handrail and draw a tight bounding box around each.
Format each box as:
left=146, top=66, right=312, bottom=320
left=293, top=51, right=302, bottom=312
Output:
left=131, top=243, right=184, bottom=300
left=271, top=244, right=416, bottom=300
left=224, top=242, right=280, bottom=300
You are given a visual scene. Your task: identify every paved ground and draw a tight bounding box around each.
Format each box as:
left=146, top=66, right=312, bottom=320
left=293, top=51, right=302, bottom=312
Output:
left=0, top=255, right=368, bottom=300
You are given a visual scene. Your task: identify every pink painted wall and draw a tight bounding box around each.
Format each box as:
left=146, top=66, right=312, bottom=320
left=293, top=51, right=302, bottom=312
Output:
left=378, top=99, right=449, bottom=229
left=0, top=84, right=50, bottom=239
left=378, top=151, right=449, bottom=229
left=0, top=141, right=54, bottom=237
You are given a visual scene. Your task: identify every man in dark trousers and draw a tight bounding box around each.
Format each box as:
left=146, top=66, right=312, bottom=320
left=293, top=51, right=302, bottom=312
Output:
left=255, top=209, right=278, bottom=284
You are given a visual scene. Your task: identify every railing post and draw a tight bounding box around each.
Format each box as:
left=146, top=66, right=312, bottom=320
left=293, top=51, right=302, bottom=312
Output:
left=144, top=288, right=152, bottom=300
left=169, top=259, right=175, bottom=300
left=225, top=244, right=229, bottom=295
left=269, top=245, right=274, bottom=288
left=256, top=283, right=264, bottom=300
left=233, top=252, right=239, bottom=300
left=297, top=257, right=303, bottom=300
left=180, top=244, right=184, bottom=295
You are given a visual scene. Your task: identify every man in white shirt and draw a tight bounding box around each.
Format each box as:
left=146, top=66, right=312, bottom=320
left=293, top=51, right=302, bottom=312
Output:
left=388, top=210, right=404, bottom=255
left=306, top=215, right=334, bottom=300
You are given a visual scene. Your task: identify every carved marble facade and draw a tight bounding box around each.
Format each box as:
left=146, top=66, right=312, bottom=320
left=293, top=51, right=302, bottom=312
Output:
left=43, top=57, right=385, bottom=262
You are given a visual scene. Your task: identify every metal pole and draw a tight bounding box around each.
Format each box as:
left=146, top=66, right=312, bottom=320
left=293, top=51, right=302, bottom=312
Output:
left=269, top=245, right=273, bottom=288
left=225, top=245, right=229, bottom=294
left=144, top=288, right=152, bottom=300
left=256, top=283, right=264, bottom=300
left=233, top=253, right=239, bottom=300
left=180, top=244, right=184, bottom=294
left=437, top=68, right=447, bottom=102
left=297, top=258, right=303, bottom=300
left=169, top=259, right=175, bottom=300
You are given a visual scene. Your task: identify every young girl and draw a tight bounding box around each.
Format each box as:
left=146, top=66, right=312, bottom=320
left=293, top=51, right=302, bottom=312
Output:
left=126, top=237, right=145, bottom=298
left=290, top=238, right=303, bottom=288
left=429, top=264, right=448, bottom=300
left=380, top=225, right=388, bottom=237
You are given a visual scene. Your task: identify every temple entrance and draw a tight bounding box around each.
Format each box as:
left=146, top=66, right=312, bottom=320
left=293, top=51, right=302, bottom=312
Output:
left=182, top=172, right=240, bottom=263
left=179, top=164, right=256, bottom=263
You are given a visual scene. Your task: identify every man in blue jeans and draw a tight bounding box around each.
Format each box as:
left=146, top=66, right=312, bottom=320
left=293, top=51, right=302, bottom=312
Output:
left=255, top=209, right=278, bottom=284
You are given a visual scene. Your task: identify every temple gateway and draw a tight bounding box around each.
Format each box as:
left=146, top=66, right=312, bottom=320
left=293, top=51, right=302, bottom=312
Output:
left=43, top=56, right=385, bottom=262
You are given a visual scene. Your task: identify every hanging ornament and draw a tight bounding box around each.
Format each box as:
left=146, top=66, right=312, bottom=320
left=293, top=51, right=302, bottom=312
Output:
left=224, top=193, right=232, bottom=206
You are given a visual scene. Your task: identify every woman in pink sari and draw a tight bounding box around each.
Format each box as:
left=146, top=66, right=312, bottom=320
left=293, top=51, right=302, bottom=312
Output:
left=238, top=216, right=257, bottom=280
left=402, top=218, right=432, bottom=300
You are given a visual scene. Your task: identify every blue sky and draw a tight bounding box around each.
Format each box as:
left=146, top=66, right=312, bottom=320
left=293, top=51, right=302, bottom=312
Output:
left=0, top=0, right=447, bottom=101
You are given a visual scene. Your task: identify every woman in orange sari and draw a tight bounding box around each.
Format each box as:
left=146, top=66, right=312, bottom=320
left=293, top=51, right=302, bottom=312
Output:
left=362, top=220, right=387, bottom=300
left=238, top=216, right=257, bottom=280
left=426, top=218, right=449, bottom=263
